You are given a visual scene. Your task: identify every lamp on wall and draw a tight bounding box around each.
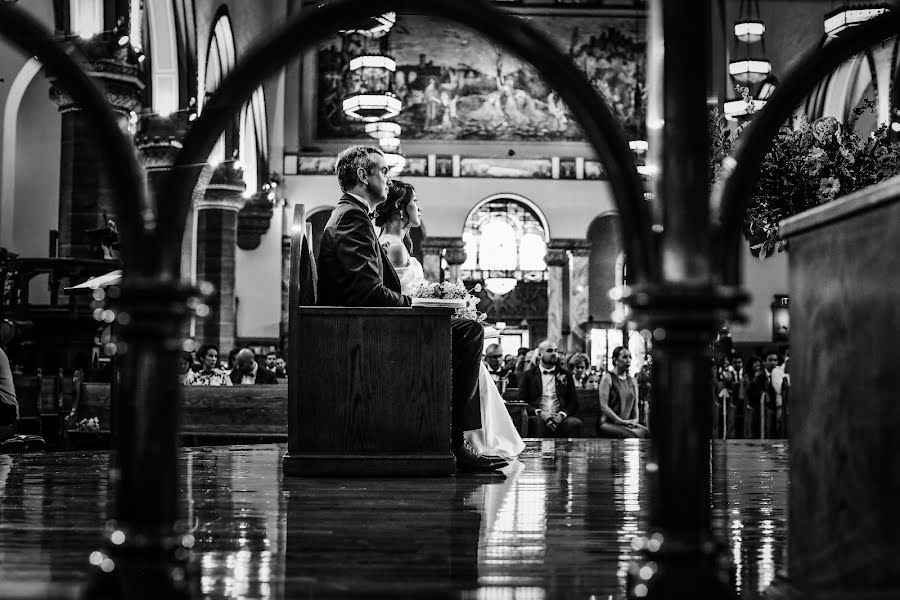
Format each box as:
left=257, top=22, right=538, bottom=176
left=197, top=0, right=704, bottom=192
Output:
left=771, top=294, right=789, bottom=341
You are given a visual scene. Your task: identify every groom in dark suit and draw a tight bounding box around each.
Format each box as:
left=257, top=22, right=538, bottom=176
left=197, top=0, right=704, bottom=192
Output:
left=317, top=145, right=507, bottom=473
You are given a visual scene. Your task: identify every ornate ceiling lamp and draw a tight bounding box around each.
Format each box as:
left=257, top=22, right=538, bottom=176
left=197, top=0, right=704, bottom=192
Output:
left=383, top=151, right=406, bottom=175
left=339, top=12, right=397, bottom=39
left=378, top=136, right=401, bottom=153
left=725, top=0, right=773, bottom=119
left=824, top=4, right=890, bottom=37
left=365, top=121, right=401, bottom=139
left=342, top=55, right=401, bottom=122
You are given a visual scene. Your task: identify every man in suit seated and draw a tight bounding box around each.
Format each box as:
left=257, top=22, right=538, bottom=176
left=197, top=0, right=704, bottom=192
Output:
left=518, top=340, right=583, bottom=437
left=484, top=343, right=517, bottom=390
left=230, top=348, right=278, bottom=385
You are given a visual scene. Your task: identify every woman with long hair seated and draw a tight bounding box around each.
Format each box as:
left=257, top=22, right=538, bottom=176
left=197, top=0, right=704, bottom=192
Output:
left=375, top=180, right=524, bottom=460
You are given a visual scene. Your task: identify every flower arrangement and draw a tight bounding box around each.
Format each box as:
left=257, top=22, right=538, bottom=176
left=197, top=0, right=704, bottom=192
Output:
left=74, top=417, right=100, bottom=432
left=411, top=281, right=487, bottom=323
left=711, top=87, right=900, bottom=258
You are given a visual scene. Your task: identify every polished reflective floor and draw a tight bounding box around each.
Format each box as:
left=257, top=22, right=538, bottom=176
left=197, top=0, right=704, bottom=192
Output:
left=0, top=440, right=788, bottom=599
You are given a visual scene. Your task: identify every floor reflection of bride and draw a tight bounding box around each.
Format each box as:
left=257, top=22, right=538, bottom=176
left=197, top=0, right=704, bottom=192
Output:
left=375, top=180, right=526, bottom=461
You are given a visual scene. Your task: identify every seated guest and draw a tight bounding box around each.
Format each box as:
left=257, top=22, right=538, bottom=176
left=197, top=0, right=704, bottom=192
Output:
left=567, top=353, right=593, bottom=389
left=185, top=344, right=232, bottom=386
left=518, top=340, right=583, bottom=437
left=176, top=351, right=193, bottom=385
left=225, top=348, right=240, bottom=375
left=264, top=351, right=278, bottom=373
left=229, top=348, right=278, bottom=385
left=597, top=346, right=650, bottom=438
left=484, top=343, right=516, bottom=389
left=0, top=345, right=18, bottom=443
left=273, top=355, right=287, bottom=380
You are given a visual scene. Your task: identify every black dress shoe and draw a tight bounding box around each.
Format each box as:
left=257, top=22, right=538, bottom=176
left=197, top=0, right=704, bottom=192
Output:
left=454, top=441, right=508, bottom=473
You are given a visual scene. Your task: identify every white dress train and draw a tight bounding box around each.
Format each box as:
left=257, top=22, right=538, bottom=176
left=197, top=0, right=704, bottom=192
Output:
left=397, top=256, right=525, bottom=461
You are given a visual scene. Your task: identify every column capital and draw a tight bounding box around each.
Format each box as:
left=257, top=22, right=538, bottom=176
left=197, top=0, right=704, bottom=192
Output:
left=198, top=164, right=247, bottom=212
left=421, top=236, right=464, bottom=252
left=135, top=113, right=192, bottom=170
left=48, top=37, right=144, bottom=115
left=544, top=248, right=569, bottom=267
left=444, top=247, right=467, bottom=266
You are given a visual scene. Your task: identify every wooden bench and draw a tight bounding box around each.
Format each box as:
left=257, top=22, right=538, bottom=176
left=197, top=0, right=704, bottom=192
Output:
left=64, top=380, right=289, bottom=448
left=282, top=205, right=455, bottom=477
left=13, top=370, right=71, bottom=444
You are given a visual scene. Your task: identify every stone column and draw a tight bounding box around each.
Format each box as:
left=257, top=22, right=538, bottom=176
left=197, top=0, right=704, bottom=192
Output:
left=280, top=202, right=291, bottom=356
left=49, top=38, right=144, bottom=258
left=420, top=236, right=465, bottom=283
left=194, top=164, right=246, bottom=351
left=544, top=245, right=569, bottom=346
left=568, top=241, right=592, bottom=352
left=443, top=240, right=467, bottom=284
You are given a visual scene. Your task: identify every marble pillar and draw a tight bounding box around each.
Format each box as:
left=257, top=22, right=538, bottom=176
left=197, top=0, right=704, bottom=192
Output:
left=195, top=164, right=246, bottom=351
left=545, top=246, right=569, bottom=346
left=444, top=241, right=467, bottom=284
left=420, top=237, right=465, bottom=283
left=280, top=202, right=291, bottom=355
left=568, top=241, right=592, bottom=352
left=49, top=39, right=144, bottom=258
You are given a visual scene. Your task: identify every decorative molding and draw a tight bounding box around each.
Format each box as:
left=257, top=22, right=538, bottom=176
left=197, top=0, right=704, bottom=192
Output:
left=421, top=236, right=464, bottom=252
left=544, top=248, right=569, bottom=267
left=286, top=153, right=606, bottom=180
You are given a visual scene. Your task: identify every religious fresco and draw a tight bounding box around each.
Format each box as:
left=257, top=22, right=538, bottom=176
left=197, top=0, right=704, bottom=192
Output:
left=316, top=15, right=646, bottom=142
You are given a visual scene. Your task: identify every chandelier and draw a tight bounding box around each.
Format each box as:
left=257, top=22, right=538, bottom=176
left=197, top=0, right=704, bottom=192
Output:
left=365, top=121, right=401, bottom=139
left=342, top=55, right=400, bottom=122
left=728, top=59, right=772, bottom=84
left=723, top=98, right=766, bottom=119
left=734, top=20, right=765, bottom=43
left=339, top=12, right=397, bottom=38
left=378, top=136, right=401, bottom=153
left=824, top=5, right=890, bottom=37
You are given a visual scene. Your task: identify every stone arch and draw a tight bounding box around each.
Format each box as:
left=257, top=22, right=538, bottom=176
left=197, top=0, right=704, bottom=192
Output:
left=1, top=58, right=45, bottom=250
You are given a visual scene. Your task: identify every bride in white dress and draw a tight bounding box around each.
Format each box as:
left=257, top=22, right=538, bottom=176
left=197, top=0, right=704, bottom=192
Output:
left=375, top=181, right=525, bottom=460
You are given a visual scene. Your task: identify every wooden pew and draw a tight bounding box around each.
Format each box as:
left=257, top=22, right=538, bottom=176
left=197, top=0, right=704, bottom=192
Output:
left=282, top=205, right=456, bottom=477
left=181, top=384, right=288, bottom=445
left=503, top=386, right=600, bottom=438
left=64, top=381, right=289, bottom=448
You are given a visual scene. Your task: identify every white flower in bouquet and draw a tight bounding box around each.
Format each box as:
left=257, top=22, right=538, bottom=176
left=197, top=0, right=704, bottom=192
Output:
left=411, top=281, right=487, bottom=322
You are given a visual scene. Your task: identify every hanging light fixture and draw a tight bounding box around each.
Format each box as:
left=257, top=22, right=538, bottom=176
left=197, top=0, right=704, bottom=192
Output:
left=758, top=75, right=778, bottom=100
left=342, top=54, right=400, bottom=122
left=339, top=12, right=397, bottom=38
left=365, top=121, right=401, bottom=139
left=729, top=59, right=772, bottom=84
left=824, top=4, right=890, bottom=37
left=378, top=136, right=401, bottom=152
left=723, top=98, right=766, bottom=120
left=734, top=20, right=765, bottom=43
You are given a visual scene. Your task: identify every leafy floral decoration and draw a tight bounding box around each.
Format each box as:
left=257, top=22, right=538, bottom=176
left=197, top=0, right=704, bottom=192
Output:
left=711, top=87, right=900, bottom=259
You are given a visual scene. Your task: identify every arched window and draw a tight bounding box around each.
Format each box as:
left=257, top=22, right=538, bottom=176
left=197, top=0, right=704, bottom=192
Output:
left=458, top=197, right=548, bottom=293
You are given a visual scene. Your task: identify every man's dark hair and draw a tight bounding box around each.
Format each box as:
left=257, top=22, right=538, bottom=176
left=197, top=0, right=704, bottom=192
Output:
left=335, top=145, right=384, bottom=192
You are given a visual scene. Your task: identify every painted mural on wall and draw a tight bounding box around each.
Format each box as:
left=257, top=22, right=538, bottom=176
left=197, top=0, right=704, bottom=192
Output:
left=316, top=15, right=646, bottom=142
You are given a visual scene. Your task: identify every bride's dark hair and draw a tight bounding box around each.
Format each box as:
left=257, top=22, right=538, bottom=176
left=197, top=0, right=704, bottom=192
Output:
left=374, top=180, right=416, bottom=228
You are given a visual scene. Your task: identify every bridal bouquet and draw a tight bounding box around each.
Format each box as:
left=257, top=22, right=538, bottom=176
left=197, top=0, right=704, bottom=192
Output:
left=411, top=281, right=487, bottom=323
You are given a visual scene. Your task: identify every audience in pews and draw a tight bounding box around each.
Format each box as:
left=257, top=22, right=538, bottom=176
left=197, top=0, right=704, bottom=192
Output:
left=597, top=346, right=650, bottom=438
left=185, top=344, right=232, bottom=386
left=273, top=355, right=287, bottom=380
left=229, top=348, right=278, bottom=385
left=518, top=340, right=583, bottom=437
